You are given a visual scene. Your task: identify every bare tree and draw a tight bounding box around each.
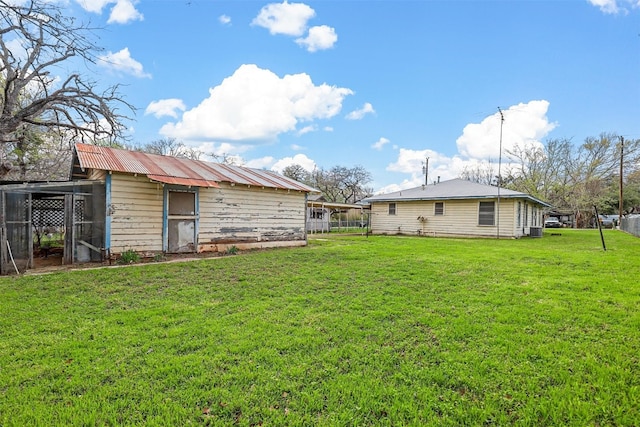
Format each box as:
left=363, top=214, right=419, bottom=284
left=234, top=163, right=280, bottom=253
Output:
left=281, top=164, right=311, bottom=183
left=0, top=0, right=133, bottom=177
left=503, top=133, right=640, bottom=226
left=306, top=165, right=372, bottom=203
left=459, top=160, right=496, bottom=185
left=138, top=137, right=202, bottom=160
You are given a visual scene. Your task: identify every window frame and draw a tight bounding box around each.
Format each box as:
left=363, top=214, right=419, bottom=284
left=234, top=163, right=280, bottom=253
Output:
left=434, top=201, right=444, bottom=216
left=478, top=201, right=495, bottom=226
left=388, top=202, right=396, bottom=215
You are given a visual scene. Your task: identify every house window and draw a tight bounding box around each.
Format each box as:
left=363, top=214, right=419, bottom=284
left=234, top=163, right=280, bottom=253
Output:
left=434, top=202, right=444, bottom=216
left=388, top=203, right=396, bottom=215
left=517, top=202, right=522, bottom=228
left=478, top=201, right=495, bottom=226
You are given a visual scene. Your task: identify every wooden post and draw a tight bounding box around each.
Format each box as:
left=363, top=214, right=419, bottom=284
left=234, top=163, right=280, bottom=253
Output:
left=64, top=194, right=74, bottom=264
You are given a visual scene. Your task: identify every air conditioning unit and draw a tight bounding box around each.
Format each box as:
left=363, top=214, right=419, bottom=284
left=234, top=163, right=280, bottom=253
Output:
left=529, top=227, right=543, bottom=238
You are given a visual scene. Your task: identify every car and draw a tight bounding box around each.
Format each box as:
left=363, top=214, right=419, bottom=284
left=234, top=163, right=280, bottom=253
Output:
left=544, top=216, right=562, bottom=228
left=598, top=215, right=615, bottom=229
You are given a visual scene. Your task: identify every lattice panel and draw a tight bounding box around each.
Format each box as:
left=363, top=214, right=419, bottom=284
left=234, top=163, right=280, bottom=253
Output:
left=31, top=198, right=85, bottom=227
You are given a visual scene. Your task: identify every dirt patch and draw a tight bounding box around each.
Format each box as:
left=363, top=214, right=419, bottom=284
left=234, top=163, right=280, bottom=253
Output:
left=26, top=250, right=230, bottom=275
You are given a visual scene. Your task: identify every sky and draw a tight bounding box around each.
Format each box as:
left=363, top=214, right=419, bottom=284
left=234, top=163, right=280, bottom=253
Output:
left=55, top=0, right=640, bottom=193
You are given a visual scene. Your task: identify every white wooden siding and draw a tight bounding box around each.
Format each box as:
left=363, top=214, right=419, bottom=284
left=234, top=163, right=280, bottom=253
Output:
left=369, top=198, right=528, bottom=238
left=198, top=184, right=307, bottom=248
left=107, top=174, right=309, bottom=254
left=109, top=174, right=164, bottom=252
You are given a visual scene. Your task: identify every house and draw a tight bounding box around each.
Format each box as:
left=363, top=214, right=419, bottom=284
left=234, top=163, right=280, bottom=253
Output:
left=361, top=178, right=550, bottom=239
left=0, top=144, right=318, bottom=274
left=307, top=194, right=332, bottom=232
left=306, top=195, right=368, bottom=233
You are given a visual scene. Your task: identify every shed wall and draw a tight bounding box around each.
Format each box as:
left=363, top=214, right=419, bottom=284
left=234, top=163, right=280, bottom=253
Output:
left=198, top=184, right=307, bottom=251
left=110, top=174, right=164, bottom=252
left=108, top=173, right=308, bottom=254
left=369, top=198, right=525, bottom=238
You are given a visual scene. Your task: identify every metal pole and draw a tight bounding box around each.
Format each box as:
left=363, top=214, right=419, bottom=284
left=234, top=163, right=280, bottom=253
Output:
left=497, top=107, right=504, bottom=239
left=594, top=205, right=606, bottom=251
left=619, top=136, right=624, bottom=227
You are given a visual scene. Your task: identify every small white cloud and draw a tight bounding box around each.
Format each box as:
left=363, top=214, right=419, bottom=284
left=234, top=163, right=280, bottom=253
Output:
left=77, top=0, right=112, bottom=13
left=77, top=0, right=143, bottom=24
left=219, top=14, right=231, bottom=25
left=456, top=100, right=556, bottom=159
left=371, top=137, right=390, bottom=151
left=346, top=102, right=375, bottom=120
left=98, top=47, right=151, bottom=78
left=160, top=64, right=353, bottom=142
left=297, top=125, right=317, bottom=136
left=323, top=126, right=334, bottom=132
left=251, top=1, right=315, bottom=36
left=271, top=153, right=316, bottom=173
left=245, top=156, right=275, bottom=169
left=145, top=99, right=186, bottom=119
left=296, top=25, right=337, bottom=52
left=108, top=0, right=143, bottom=24
left=291, top=144, right=304, bottom=151
left=587, top=0, right=621, bottom=14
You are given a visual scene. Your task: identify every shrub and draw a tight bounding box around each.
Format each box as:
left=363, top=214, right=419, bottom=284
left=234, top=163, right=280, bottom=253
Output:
left=225, top=245, right=239, bottom=255
left=119, top=248, right=140, bottom=264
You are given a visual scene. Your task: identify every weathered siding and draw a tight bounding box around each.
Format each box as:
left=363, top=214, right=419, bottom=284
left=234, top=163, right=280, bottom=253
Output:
left=198, top=184, right=307, bottom=252
left=370, top=198, right=525, bottom=238
left=107, top=174, right=309, bottom=254
left=110, top=174, right=164, bottom=252
left=87, top=169, right=107, bottom=181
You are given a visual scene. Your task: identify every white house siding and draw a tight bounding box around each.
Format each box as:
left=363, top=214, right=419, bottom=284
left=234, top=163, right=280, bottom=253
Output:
left=198, top=184, right=307, bottom=252
left=109, top=174, right=164, bottom=253
left=370, top=198, right=525, bottom=239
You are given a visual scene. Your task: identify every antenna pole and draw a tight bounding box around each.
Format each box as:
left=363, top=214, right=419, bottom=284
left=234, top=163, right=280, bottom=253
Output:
left=619, top=136, right=624, bottom=227
left=497, top=107, right=504, bottom=239
left=423, top=157, right=429, bottom=185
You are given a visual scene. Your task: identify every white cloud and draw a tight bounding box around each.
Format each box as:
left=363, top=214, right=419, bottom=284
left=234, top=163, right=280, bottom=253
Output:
left=586, top=0, right=639, bottom=14
left=219, top=14, right=231, bottom=25
left=456, top=100, right=556, bottom=159
left=296, top=25, right=337, bottom=52
left=77, top=0, right=143, bottom=24
left=251, top=1, right=315, bottom=36
left=245, top=156, right=275, bottom=169
left=160, top=64, right=353, bottom=142
left=77, top=0, right=112, bottom=13
left=371, top=137, right=390, bottom=151
left=297, top=125, right=317, bottom=136
left=291, top=144, right=304, bottom=150
left=346, top=102, right=375, bottom=120
left=98, top=47, right=151, bottom=78
left=145, top=99, right=186, bottom=119
left=108, top=0, right=143, bottom=24
left=379, top=100, right=558, bottom=193
left=271, top=153, right=316, bottom=173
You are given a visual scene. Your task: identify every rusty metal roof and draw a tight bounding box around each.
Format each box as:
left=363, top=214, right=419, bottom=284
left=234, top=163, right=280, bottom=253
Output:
left=74, top=143, right=319, bottom=192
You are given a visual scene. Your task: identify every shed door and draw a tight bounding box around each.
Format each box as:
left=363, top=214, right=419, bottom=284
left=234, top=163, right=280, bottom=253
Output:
left=0, top=191, right=33, bottom=274
left=167, top=190, right=197, bottom=253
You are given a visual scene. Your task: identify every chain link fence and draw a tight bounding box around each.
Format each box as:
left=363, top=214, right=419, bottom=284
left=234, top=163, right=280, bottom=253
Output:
left=620, top=216, right=640, bottom=237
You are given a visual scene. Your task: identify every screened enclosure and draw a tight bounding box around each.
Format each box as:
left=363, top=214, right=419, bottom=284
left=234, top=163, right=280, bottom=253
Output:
left=0, top=181, right=105, bottom=274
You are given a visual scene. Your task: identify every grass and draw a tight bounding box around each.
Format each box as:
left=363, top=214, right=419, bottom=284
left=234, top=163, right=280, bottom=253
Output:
left=0, top=229, right=638, bottom=426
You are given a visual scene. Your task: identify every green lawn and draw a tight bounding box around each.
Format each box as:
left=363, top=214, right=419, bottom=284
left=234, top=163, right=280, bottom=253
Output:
left=1, top=230, right=638, bottom=426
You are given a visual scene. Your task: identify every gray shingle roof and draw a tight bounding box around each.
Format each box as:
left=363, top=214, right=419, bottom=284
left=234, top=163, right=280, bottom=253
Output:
left=362, top=178, right=550, bottom=206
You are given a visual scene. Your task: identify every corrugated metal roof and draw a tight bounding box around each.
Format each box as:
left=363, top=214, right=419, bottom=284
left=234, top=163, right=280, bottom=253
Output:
left=362, top=178, right=550, bottom=207
left=74, top=143, right=319, bottom=192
